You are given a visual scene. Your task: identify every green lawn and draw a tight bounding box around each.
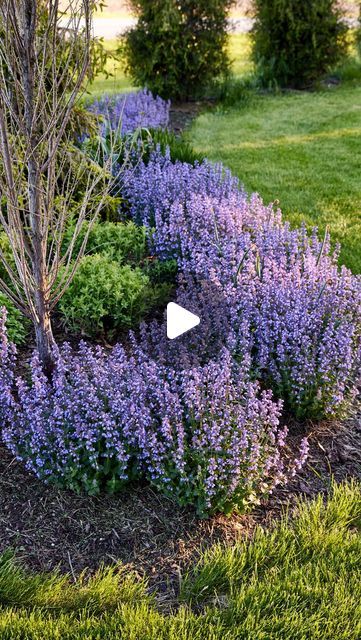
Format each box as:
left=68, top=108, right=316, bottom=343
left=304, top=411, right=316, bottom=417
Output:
left=187, top=39, right=361, bottom=273
left=0, top=482, right=360, bottom=638
left=89, top=34, right=361, bottom=272
left=188, top=90, right=361, bottom=272
left=88, top=39, right=134, bottom=97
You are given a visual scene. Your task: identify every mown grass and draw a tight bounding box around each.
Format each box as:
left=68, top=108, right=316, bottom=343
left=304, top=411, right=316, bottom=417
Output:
left=88, top=39, right=133, bottom=97
left=0, top=482, right=360, bottom=638
left=89, top=34, right=361, bottom=272
left=181, top=481, right=361, bottom=639
left=188, top=37, right=361, bottom=273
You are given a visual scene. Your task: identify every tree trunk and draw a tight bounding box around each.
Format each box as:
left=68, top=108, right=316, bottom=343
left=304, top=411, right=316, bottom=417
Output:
left=34, top=301, right=56, bottom=377
left=28, top=158, right=56, bottom=376
left=18, top=0, right=55, bottom=376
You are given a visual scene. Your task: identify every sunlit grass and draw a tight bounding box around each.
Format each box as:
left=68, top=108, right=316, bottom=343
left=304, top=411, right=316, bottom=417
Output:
left=87, top=38, right=133, bottom=97
left=0, top=482, right=360, bottom=638
left=181, top=481, right=361, bottom=639
left=228, top=33, right=254, bottom=77
left=188, top=38, right=361, bottom=272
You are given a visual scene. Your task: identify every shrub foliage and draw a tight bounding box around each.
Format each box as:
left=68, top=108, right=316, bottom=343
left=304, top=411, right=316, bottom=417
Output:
left=0, top=296, right=27, bottom=345
left=58, top=256, right=152, bottom=338
left=120, top=0, right=234, bottom=100
left=251, top=0, right=348, bottom=88
left=58, top=221, right=175, bottom=339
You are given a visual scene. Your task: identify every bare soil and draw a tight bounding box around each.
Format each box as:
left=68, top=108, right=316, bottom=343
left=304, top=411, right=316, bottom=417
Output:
left=169, top=102, right=207, bottom=136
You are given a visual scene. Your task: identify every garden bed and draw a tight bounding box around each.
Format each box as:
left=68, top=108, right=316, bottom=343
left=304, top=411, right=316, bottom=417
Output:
left=1, top=408, right=359, bottom=604
left=0, top=86, right=360, bottom=617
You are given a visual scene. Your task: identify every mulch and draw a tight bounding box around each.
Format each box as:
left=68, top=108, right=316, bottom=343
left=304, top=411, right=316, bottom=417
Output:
left=169, top=101, right=211, bottom=135
left=0, top=405, right=360, bottom=605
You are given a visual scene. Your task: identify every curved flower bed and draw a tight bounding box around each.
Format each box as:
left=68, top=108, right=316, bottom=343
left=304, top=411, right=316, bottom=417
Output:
left=0, top=96, right=360, bottom=515
left=123, top=152, right=361, bottom=419
left=0, top=316, right=306, bottom=516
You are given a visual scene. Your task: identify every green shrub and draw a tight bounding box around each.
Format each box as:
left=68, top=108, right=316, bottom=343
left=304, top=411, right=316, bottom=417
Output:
left=0, top=233, right=15, bottom=289
left=58, top=255, right=171, bottom=338
left=144, top=257, right=178, bottom=285
left=0, top=294, right=28, bottom=345
left=210, top=76, right=255, bottom=109
left=0, top=233, right=29, bottom=345
left=62, top=220, right=149, bottom=265
left=251, top=0, right=348, bottom=88
left=120, top=0, right=235, bottom=100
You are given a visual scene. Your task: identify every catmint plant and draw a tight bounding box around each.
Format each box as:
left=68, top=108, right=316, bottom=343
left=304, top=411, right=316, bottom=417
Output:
left=89, top=89, right=170, bottom=135
left=0, top=312, right=305, bottom=515
left=123, top=153, right=361, bottom=419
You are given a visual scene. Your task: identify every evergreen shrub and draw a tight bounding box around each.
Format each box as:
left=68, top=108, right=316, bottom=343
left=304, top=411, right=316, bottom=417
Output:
left=252, top=0, right=348, bottom=88
left=120, top=0, right=234, bottom=100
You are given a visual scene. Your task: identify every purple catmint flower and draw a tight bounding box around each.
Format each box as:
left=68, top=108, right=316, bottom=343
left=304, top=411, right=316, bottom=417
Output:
left=123, top=153, right=361, bottom=419
left=0, top=313, right=305, bottom=515
left=88, top=89, right=170, bottom=136
left=1, top=148, right=360, bottom=514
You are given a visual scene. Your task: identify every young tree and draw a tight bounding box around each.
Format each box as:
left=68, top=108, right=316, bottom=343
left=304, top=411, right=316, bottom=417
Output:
left=0, top=0, right=123, bottom=373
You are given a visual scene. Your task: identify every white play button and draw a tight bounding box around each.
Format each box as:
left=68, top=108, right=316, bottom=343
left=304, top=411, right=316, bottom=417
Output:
left=167, top=302, right=200, bottom=340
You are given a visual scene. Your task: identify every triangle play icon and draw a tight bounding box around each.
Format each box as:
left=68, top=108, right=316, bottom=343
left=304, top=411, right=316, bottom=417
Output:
left=166, top=302, right=200, bottom=340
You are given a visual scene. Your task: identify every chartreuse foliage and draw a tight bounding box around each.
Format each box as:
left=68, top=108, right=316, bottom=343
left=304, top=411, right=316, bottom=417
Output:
left=62, top=220, right=148, bottom=266
left=0, top=482, right=360, bottom=639
left=0, top=294, right=27, bottom=345
left=0, top=234, right=29, bottom=344
left=58, top=256, right=156, bottom=338
left=58, top=221, right=175, bottom=339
